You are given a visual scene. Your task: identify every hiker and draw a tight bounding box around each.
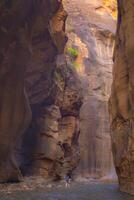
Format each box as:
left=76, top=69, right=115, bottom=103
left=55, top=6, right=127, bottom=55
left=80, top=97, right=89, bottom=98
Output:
left=64, top=172, right=72, bottom=188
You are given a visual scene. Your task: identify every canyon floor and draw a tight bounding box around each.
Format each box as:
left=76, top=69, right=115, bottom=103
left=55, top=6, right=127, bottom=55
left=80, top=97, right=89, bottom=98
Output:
left=0, top=181, right=133, bottom=200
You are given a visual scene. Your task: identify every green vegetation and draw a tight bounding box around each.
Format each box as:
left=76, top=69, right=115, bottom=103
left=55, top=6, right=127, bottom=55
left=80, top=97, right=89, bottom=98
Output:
left=54, top=71, right=63, bottom=82
left=67, top=47, right=79, bottom=58
left=72, top=61, right=81, bottom=70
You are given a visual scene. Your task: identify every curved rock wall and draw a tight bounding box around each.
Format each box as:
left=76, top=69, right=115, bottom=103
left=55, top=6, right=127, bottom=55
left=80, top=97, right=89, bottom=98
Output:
left=109, top=0, right=134, bottom=195
left=65, top=0, right=117, bottom=179
left=0, top=0, right=82, bottom=182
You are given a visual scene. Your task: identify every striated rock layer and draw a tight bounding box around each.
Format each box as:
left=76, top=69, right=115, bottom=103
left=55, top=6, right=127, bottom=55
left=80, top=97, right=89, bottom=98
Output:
left=109, top=0, right=134, bottom=195
left=0, top=0, right=82, bottom=182
left=65, top=0, right=116, bottom=179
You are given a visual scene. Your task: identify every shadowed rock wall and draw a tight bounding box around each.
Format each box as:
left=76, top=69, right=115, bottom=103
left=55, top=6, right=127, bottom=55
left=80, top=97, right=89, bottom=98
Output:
left=109, top=0, right=134, bottom=195
left=0, top=0, right=82, bottom=182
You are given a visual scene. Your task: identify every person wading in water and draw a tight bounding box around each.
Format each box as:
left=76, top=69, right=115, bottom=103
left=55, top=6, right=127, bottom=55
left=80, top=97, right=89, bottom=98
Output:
left=64, top=172, right=72, bottom=188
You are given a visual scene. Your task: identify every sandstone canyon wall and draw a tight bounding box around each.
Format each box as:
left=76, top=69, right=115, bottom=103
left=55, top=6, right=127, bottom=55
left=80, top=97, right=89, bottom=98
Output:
left=65, top=0, right=117, bottom=179
left=109, top=0, right=134, bottom=195
left=0, top=0, right=82, bottom=183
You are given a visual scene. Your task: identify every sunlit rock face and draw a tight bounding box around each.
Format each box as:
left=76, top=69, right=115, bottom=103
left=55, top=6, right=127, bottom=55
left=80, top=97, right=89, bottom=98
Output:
left=109, top=1, right=134, bottom=195
left=103, top=0, right=117, bottom=18
left=65, top=0, right=117, bottom=179
left=0, top=0, right=82, bottom=182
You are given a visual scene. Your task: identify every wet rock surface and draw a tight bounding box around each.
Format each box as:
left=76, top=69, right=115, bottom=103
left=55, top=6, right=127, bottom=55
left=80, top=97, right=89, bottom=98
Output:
left=109, top=0, right=134, bottom=195
left=0, top=181, right=133, bottom=200
left=64, top=0, right=116, bottom=179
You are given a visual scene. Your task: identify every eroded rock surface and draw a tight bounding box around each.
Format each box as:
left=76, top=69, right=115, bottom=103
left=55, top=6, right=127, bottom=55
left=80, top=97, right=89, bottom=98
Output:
left=0, top=0, right=82, bottom=182
left=109, top=0, right=134, bottom=195
left=64, top=0, right=116, bottom=179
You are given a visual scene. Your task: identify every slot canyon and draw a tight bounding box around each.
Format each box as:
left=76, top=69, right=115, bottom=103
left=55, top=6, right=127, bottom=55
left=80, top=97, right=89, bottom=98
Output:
left=0, top=0, right=134, bottom=199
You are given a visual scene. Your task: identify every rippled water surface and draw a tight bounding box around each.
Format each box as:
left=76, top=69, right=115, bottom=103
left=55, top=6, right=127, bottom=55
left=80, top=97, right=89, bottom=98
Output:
left=0, top=182, right=134, bottom=200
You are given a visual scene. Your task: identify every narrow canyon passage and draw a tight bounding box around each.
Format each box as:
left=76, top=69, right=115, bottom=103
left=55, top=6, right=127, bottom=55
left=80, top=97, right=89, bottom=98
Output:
left=64, top=0, right=116, bottom=179
left=1, top=0, right=134, bottom=199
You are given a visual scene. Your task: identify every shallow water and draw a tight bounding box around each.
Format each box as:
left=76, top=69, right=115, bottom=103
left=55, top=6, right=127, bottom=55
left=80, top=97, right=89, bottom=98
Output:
left=0, top=182, right=133, bottom=200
